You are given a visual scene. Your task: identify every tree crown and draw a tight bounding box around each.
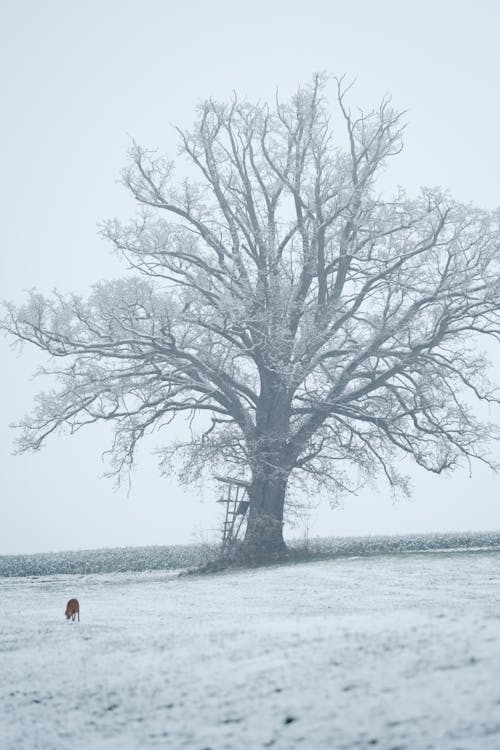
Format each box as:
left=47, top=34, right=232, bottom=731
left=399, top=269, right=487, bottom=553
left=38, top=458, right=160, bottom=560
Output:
left=4, top=75, right=500, bottom=503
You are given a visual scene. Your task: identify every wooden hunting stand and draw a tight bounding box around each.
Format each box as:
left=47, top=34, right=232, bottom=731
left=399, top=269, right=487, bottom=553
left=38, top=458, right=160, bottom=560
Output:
left=215, top=476, right=250, bottom=553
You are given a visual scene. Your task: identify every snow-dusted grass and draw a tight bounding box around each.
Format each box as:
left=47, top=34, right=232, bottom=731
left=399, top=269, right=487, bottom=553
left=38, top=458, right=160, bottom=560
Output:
left=1, top=550, right=500, bottom=749
left=2, top=531, right=499, bottom=577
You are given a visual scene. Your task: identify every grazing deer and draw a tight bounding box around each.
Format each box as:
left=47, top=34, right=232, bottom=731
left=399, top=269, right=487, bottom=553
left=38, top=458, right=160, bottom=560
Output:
left=65, top=598, right=80, bottom=622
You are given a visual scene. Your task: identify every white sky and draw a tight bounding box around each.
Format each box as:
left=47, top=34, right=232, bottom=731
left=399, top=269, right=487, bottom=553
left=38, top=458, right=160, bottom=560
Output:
left=1, top=0, right=499, bottom=554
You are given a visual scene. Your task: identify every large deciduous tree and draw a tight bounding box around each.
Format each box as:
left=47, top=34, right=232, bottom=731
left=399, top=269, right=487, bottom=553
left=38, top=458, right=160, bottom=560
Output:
left=4, top=76, right=500, bottom=559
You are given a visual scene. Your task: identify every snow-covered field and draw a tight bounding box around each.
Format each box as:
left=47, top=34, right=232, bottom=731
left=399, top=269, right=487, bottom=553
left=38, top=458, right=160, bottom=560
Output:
left=1, top=550, right=500, bottom=749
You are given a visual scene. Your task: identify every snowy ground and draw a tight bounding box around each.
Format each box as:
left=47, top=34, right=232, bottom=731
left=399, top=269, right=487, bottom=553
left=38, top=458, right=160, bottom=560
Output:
left=1, top=550, right=500, bottom=749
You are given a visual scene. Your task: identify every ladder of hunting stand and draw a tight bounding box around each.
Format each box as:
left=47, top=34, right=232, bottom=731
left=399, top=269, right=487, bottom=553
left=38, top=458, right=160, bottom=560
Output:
left=215, top=476, right=250, bottom=552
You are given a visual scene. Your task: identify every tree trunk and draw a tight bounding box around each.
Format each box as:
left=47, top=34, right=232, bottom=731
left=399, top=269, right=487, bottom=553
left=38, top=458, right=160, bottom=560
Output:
left=241, top=470, right=289, bottom=561
left=239, top=370, right=292, bottom=562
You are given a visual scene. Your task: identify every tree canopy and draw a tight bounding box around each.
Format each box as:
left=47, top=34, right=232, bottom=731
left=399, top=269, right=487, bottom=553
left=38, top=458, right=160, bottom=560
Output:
left=4, top=75, right=500, bottom=557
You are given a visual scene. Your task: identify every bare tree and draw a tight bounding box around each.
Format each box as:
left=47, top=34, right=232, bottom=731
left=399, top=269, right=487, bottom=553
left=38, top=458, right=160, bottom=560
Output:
left=4, top=75, right=500, bottom=559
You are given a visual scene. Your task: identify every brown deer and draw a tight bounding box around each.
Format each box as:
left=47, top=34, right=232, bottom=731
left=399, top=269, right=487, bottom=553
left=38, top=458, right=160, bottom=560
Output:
left=65, top=598, right=80, bottom=622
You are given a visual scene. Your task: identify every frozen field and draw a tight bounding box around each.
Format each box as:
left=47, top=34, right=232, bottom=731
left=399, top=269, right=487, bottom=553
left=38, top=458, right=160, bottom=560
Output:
left=1, top=550, right=500, bottom=749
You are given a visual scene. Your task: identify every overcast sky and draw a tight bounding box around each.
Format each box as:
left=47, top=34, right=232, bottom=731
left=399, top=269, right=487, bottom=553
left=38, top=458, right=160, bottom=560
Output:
left=1, top=0, right=499, bottom=554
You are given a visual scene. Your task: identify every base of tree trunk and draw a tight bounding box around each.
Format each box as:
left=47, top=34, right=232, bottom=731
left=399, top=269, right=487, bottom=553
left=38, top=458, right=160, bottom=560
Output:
left=239, top=512, right=287, bottom=563
left=186, top=545, right=291, bottom=576
left=184, top=513, right=289, bottom=573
